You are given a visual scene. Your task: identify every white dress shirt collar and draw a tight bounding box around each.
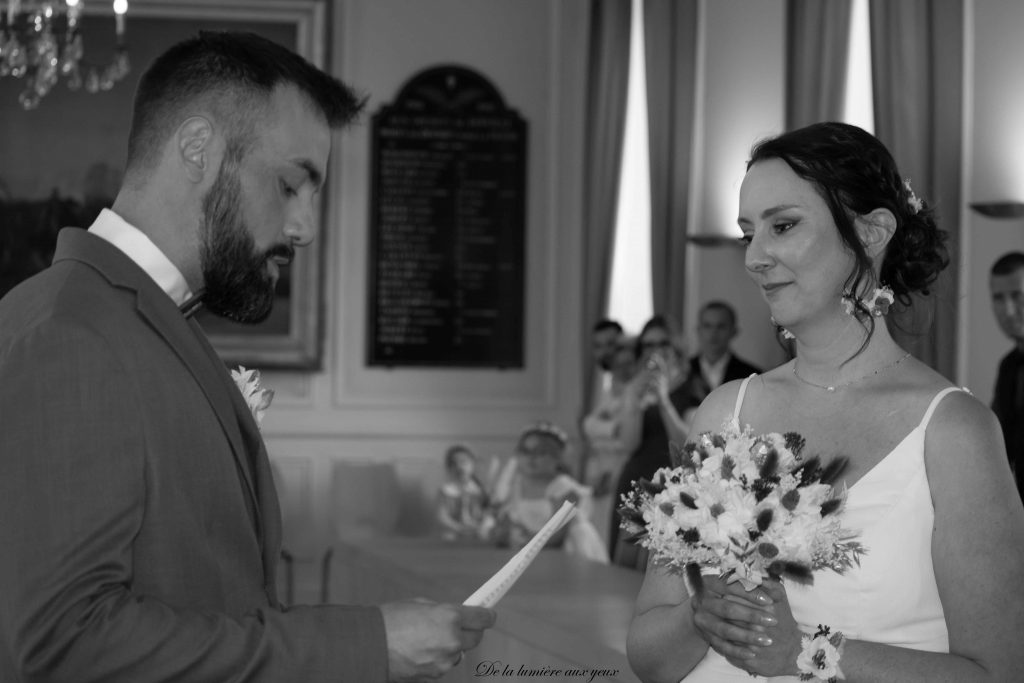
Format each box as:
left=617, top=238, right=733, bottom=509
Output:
left=699, top=351, right=732, bottom=391
left=87, top=208, right=193, bottom=307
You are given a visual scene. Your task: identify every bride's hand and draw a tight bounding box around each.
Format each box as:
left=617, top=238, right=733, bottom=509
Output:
left=722, top=579, right=803, bottom=677
left=690, top=575, right=777, bottom=663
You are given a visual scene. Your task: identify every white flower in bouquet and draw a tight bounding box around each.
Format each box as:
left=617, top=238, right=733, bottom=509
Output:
left=231, top=366, right=274, bottom=430
left=619, top=420, right=866, bottom=591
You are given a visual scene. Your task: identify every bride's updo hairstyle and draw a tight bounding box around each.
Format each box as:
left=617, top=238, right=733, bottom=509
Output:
left=747, top=122, right=949, bottom=322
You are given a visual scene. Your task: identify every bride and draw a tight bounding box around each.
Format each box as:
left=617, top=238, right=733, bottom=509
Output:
left=626, top=122, right=1024, bottom=682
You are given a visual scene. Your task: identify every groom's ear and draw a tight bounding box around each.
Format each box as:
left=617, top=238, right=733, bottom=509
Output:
left=176, top=116, right=215, bottom=183
left=855, top=208, right=897, bottom=259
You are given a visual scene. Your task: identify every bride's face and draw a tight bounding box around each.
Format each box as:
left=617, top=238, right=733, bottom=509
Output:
left=738, top=159, right=854, bottom=330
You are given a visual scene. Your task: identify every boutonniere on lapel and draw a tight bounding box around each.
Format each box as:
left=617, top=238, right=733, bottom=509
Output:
left=231, top=366, right=274, bottom=430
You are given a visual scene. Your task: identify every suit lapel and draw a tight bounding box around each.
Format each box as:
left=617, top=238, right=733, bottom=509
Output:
left=54, top=229, right=262, bottom=538
left=197, top=330, right=283, bottom=593
left=182, top=318, right=262, bottom=526
left=724, top=356, right=738, bottom=383
left=246, top=428, right=283, bottom=601
left=724, top=356, right=747, bottom=383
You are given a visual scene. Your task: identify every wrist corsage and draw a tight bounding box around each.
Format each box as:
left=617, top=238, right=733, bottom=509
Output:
left=796, top=624, right=845, bottom=682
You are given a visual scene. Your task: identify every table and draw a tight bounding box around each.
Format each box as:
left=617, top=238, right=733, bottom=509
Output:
left=327, top=537, right=645, bottom=683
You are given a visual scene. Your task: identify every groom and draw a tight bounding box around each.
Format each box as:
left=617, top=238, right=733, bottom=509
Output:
left=0, top=31, right=493, bottom=682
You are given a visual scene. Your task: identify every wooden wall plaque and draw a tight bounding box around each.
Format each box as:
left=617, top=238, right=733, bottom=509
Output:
left=367, top=65, right=527, bottom=368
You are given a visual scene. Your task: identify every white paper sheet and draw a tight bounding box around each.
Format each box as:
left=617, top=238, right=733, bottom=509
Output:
left=463, top=500, right=577, bottom=608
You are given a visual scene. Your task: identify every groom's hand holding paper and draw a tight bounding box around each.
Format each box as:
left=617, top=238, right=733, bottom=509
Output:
left=381, top=599, right=496, bottom=682
left=380, top=501, right=576, bottom=681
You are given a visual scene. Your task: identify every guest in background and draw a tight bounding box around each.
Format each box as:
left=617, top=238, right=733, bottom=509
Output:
left=436, top=444, right=495, bottom=542
left=582, top=336, right=642, bottom=540
left=609, top=315, right=701, bottom=566
left=491, top=422, right=609, bottom=563
left=990, top=251, right=1024, bottom=501
left=0, top=32, right=493, bottom=682
left=688, top=300, right=762, bottom=403
left=588, top=318, right=625, bottom=416
left=592, top=318, right=625, bottom=375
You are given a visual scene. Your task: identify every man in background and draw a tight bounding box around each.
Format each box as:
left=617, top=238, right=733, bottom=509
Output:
left=591, top=318, right=624, bottom=388
left=582, top=318, right=625, bottom=479
left=688, top=300, right=761, bottom=402
left=990, top=251, right=1024, bottom=502
left=0, top=31, right=493, bottom=682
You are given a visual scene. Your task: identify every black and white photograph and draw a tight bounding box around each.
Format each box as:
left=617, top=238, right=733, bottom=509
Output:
left=1, top=1, right=1022, bottom=682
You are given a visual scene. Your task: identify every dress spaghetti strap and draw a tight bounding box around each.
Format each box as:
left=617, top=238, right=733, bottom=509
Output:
left=918, top=386, right=964, bottom=431
left=732, top=374, right=758, bottom=422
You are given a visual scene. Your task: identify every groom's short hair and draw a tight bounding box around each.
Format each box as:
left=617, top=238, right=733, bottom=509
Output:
left=124, top=30, right=364, bottom=175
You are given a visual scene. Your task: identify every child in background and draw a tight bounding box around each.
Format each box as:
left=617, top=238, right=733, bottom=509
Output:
left=491, top=422, right=609, bottom=563
left=436, top=444, right=494, bottom=542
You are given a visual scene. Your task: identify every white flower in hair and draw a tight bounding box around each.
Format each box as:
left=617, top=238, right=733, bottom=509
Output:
left=865, top=287, right=895, bottom=316
left=903, top=178, right=923, bottom=215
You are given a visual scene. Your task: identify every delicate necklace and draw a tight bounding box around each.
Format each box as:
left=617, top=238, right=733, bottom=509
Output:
left=792, top=351, right=912, bottom=393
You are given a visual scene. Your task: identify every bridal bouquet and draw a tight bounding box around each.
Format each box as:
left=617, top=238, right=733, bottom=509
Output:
left=618, top=421, right=865, bottom=591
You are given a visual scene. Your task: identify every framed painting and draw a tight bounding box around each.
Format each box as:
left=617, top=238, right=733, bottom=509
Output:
left=0, top=0, right=328, bottom=369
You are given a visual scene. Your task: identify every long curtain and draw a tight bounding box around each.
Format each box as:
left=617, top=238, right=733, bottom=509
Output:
left=580, top=0, right=631, bottom=414
left=785, top=0, right=852, bottom=130
left=644, top=0, right=699, bottom=325
left=870, top=0, right=963, bottom=377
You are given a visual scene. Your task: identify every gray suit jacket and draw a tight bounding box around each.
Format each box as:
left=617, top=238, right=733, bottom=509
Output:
left=0, top=228, right=387, bottom=682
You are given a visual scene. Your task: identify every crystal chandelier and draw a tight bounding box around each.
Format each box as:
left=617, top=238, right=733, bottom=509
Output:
left=0, top=0, right=130, bottom=110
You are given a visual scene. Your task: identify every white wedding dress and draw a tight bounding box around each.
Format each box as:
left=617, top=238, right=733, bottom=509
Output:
left=683, top=377, right=957, bottom=682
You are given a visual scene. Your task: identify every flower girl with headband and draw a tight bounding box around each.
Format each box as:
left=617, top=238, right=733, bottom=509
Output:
left=490, top=422, right=609, bottom=563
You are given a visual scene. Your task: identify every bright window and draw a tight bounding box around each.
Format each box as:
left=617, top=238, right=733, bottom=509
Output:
left=606, top=0, right=653, bottom=336
left=606, top=0, right=872, bottom=337
left=842, top=0, right=874, bottom=133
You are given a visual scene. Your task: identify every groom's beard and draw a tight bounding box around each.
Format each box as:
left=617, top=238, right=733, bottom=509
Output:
left=199, top=165, right=293, bottom=324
